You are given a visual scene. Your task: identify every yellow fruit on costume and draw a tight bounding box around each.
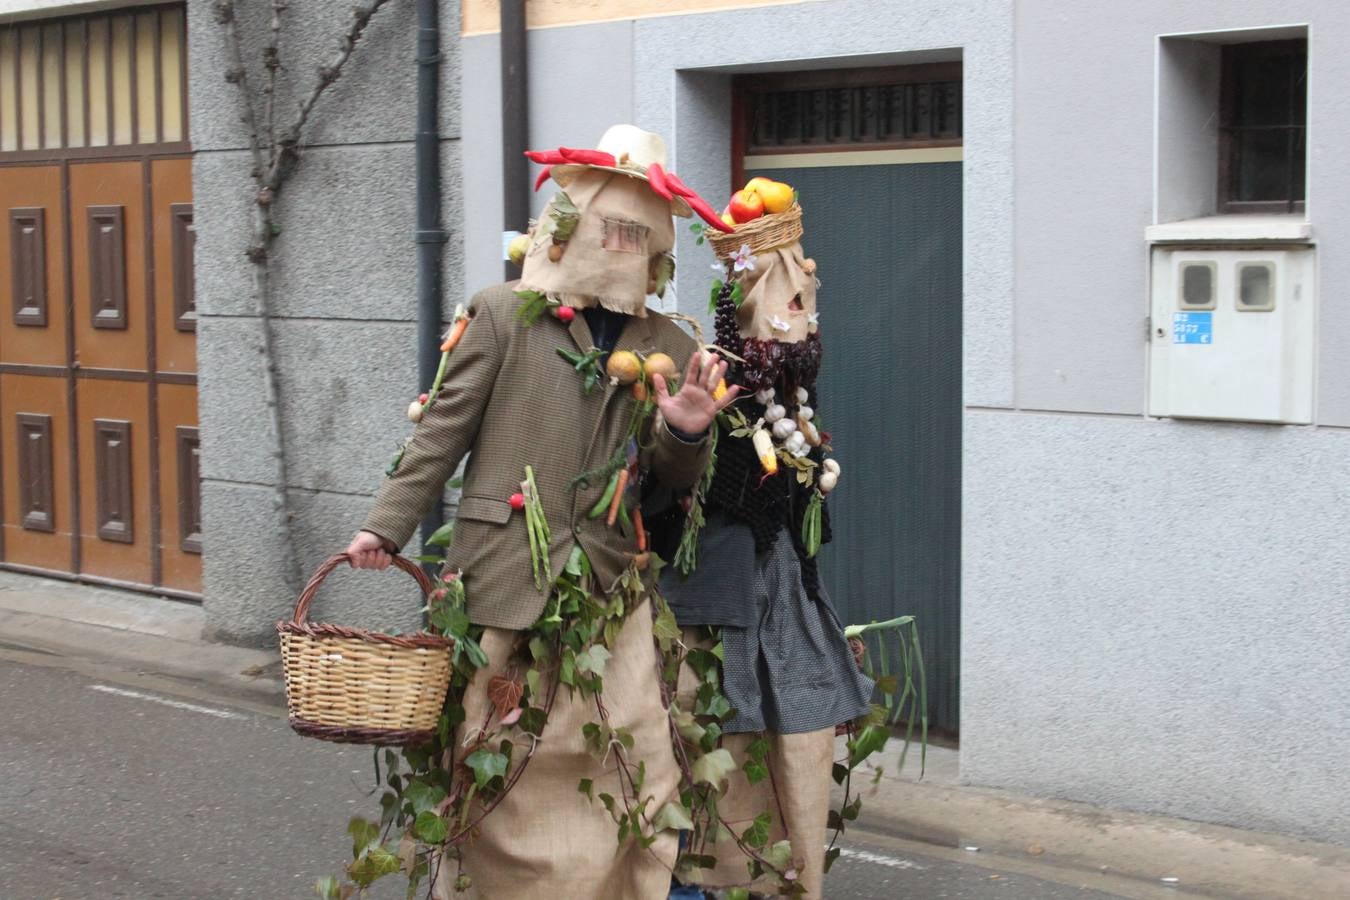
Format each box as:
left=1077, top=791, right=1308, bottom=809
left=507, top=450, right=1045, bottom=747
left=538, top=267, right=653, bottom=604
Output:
left=720, top=211, right=737, bottom=228
left=744, top=176, right=774, bottom=193
left=606, top=350, right=641, bottom=385
left=755, top=180, right=794, bottom=214
left=507, top=233, right=530, bottom=266
left=644, top=352, right=679, bottom=384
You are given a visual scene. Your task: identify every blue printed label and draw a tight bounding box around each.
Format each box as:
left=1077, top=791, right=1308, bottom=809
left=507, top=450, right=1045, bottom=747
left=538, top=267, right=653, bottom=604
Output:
left=1173, top=312, right=1213, bottom=345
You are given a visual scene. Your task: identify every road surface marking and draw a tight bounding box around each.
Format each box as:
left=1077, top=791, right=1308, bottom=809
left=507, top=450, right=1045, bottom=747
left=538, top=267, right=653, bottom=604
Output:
left=89, top=684, right=248, bottom=720
left=838, top=846, right=926, bottom=871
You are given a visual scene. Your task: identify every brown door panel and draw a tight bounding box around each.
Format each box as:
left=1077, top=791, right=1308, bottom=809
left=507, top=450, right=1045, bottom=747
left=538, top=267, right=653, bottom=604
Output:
left=1, top=373, right=72, bottom=571
left=156, top=381, right=200, bottom=592
left=76, top=378, right=152, bottom=585
left=0, top=165, right=65, bottom=366
left=152, top=158, right=195, bottom=374
left=70, top=161, right=147, bottom=372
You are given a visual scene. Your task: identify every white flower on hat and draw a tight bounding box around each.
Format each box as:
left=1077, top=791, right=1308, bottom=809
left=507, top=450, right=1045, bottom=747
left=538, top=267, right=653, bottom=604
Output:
left=711, top=260, right=727, bottom=277
left=732, top=244, right=756, bottom=274
left=769, top=314, right=791, bottom=334
left=807, top=311, right=820, bottom=327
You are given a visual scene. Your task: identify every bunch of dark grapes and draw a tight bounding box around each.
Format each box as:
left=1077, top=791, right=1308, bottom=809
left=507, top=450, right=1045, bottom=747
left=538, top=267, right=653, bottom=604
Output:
left=713, top=282, right=743, bottom=358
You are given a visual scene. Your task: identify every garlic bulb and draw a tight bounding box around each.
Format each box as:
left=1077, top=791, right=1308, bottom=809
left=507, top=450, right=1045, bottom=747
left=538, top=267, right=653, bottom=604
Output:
left=785, top=431, right=807, bottom=454
left=822, top=458, right=841, bottom=476
left=819, top=471, right=839, bottom=493
left=772, top=418, right=796, bottom=440
left=755, top=388, right=776, bottom=405
left=795, top=386, right=809, bottom=404
left=797, top=405, right=814, bottom=422
left=764, top=404, right=787, bottom=423
left=407, top=400, right=424, bottom=423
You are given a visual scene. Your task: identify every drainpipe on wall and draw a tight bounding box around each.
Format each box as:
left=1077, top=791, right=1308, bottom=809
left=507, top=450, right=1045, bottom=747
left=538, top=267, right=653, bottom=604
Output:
left=415, top=0, right=447, bottom=559
left=500, top=0, right=528, bottom=278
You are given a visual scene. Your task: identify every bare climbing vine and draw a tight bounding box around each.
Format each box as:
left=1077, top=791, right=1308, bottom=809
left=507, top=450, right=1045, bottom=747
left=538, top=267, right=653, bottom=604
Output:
left=211, top=0, right=393, bottom=589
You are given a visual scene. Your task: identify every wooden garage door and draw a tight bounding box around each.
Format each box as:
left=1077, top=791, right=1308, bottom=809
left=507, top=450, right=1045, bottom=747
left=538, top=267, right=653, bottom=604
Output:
left=0, top=5, right=199, bottom=598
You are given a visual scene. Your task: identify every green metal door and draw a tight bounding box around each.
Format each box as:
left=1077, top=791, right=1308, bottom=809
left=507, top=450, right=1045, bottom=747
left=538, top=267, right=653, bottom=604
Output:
left=746, top=161, right=963, bottom=735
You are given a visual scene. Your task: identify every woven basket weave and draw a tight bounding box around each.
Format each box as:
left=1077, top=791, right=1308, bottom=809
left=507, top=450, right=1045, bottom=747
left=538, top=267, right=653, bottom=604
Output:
left=277, top=553, right=453, bottom=745
left=707, top=202, right=804, bottom=260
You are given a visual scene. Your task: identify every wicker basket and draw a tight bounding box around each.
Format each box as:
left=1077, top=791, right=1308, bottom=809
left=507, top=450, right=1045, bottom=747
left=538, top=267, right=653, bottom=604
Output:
left=277, top=553, right=454, bottom=745
left=707, top=202, right=804, bottom=261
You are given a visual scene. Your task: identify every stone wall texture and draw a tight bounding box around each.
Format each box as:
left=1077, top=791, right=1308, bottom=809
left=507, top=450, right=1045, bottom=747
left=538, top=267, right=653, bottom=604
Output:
left=191, top=0, right=462, bottom=644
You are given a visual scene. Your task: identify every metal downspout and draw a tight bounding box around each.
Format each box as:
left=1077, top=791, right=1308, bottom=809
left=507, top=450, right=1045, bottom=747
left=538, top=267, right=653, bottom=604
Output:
left=416, top=0, right=446, bottom=558
left=500, top=0, right=528, bottom=279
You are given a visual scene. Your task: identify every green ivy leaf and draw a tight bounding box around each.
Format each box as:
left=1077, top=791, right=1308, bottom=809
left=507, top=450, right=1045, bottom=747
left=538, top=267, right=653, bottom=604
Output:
left=707, top=279, right=724, bottom=314
left=652, top=801, right=695, bottom=832
left=578, top=777, right=594, bottom=802
left=743, top=759, right=769, bottom=785
left=764, top=839, right=794, bottom=871
left=691, top=747, right=736, bottom=788
left=741, top=812, right=772, bottom=849
left=464, top=749, right=508, bottom=789
left=402, top=780, right=446, bottom=815
left=347, top=817, right=379, bottom=858
left=824, top=846, right=842, bottom=873
left=651, top=602, right=681, bottom=652
left=425, top=521, right=454, bottom=547
left=848, top=724, right=889, bottom=768
left=413, top=810, right=448, bottom=844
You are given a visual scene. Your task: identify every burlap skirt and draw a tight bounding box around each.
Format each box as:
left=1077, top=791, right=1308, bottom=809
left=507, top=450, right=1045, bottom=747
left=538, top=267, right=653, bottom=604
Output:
left=676, top=627, right=836, bottom=899
left=436, top=599, right=680, bottom=899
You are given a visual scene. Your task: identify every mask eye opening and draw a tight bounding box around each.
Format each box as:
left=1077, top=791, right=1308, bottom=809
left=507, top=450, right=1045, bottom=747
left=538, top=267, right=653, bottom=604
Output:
left=788, top=293, right=805, bottom=312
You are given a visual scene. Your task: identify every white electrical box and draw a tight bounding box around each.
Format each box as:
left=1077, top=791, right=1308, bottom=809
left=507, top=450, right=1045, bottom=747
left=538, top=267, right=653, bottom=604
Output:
left=1149, top=246, right=1315, bottom=424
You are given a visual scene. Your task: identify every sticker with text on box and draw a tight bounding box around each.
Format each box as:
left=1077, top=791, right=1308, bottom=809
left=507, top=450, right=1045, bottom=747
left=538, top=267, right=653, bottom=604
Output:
left=1173, top=311, right=1213, bottom=345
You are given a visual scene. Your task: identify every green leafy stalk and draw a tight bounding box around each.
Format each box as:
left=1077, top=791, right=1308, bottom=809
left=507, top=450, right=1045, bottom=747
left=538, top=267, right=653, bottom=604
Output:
left=523, top=465, right=551, bottom=591
left=802, top=490, right=822, bottom=558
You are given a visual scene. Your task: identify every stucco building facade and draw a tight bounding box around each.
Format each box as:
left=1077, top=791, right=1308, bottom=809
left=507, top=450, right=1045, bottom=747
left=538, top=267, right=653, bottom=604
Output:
left=0, top=0, right=1344, bottom=848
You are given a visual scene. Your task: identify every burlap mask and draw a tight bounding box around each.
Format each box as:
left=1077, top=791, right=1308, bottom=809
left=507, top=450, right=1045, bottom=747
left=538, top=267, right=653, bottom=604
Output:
left=736, top=242, right=818, bottom=343
left=518, top=170, right=675, bottom=317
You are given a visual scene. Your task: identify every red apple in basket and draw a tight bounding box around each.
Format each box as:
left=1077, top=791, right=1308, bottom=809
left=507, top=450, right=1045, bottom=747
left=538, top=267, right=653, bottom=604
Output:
left=728, top=188, right=765, bottom=223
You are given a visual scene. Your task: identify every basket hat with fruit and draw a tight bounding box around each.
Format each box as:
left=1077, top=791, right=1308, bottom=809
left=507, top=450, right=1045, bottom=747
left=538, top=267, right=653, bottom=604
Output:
left=706, top=176, right=803, bottom=260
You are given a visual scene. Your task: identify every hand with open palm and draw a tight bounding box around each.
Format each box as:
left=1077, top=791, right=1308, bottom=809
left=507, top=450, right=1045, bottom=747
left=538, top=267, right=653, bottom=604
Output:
left=651, top=350, right=741, bottom=436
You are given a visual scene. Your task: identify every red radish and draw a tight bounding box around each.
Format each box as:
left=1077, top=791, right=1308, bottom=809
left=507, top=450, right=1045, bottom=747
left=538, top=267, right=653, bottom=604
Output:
left=418, top=393, right=428, bottom=404
left=556, top=306, right=576, bottom=323
left=509, top=492, right=526, bottom=511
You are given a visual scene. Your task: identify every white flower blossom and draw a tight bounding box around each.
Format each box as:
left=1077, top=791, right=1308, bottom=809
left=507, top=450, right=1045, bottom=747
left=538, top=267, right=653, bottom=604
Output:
left=807, top=311, right=820, bottom=327
left=732, top=244, right=757, bottom=274
left=769, top=315, right=791, bottom=334
left=710, top=260, right=727, bottom=277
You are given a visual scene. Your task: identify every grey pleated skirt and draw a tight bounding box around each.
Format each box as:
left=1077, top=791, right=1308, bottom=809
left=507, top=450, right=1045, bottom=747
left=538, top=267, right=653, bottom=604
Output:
left=663, top=519, right=874, bottom=735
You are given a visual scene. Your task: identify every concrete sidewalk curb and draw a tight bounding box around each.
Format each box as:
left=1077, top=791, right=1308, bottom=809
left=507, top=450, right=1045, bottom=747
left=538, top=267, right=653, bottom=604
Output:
left=0, top=570, right=284, bottom=710
left=849, top=759, right=1350, bottom=900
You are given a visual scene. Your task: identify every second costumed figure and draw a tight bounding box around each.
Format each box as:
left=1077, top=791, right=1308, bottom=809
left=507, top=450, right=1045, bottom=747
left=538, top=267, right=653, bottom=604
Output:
left=655, top=184, right=875, bottom=899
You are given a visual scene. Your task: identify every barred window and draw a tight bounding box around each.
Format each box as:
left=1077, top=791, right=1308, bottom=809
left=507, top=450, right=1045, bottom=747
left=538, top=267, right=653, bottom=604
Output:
left=1219, top=40, right=1307, bottom=213
left=737, top=64, right=962, bottom=154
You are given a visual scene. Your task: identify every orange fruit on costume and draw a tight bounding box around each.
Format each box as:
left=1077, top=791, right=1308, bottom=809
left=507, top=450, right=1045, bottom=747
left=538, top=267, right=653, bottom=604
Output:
left=644, top=352, right=679, bottom=383
left=606, top=350, right=642, bottom=385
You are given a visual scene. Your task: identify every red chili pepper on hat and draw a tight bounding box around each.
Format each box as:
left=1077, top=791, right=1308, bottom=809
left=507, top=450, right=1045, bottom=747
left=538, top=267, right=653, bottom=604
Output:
left=558, top=147, right=618, bottom=167
left=524, top=149, right=567, bottom=165
left=646, top=162, right=674, bottom=200
left=663, top=170, right=735, bottom=232
left=534, top=166, right=554, bottom=191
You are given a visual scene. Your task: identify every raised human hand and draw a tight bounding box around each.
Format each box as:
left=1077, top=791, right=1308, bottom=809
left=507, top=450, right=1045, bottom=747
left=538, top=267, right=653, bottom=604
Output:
left=651, top=350, right=741, bottom=436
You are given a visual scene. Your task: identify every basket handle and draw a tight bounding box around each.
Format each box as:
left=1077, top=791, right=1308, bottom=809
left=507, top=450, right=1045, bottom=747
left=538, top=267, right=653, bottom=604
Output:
left=290, top=553, right=436, bottom=625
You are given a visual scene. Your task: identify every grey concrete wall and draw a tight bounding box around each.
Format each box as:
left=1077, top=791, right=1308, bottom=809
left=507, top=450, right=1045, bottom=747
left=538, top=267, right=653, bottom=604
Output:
left=963, top=0, right=1350, bottom=845
left=190, top=0, right=462, bottom=644
left=1013, top=2, right=1350, bottom=419
left=962, top=409, right=1350, bottom=843
left=459, top=21, right=636, bottom=299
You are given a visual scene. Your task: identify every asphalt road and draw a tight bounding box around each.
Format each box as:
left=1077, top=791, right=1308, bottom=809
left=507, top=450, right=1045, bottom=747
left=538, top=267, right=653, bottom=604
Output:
left=0, top=649, right=1127, bottom=900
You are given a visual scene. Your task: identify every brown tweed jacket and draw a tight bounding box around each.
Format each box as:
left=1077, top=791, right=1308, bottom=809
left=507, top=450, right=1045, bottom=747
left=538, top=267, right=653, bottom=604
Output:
left=362, top=282, right=711, bottom=630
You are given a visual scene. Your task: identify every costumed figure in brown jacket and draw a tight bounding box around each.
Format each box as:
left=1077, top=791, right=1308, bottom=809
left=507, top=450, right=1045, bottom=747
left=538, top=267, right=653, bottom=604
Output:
left=345, top=125, right=740, bottom=898
left=655, top=184, right=874, bottom=900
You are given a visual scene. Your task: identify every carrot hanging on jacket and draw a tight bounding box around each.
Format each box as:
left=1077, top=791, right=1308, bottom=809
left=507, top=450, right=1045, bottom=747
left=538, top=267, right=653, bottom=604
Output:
left=606, top=469, right=631, bottom=527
